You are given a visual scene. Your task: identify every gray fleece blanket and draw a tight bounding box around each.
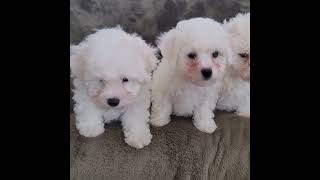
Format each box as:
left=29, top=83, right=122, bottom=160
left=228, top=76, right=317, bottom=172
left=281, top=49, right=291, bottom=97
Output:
left=70, top=111, right=249, bottom=180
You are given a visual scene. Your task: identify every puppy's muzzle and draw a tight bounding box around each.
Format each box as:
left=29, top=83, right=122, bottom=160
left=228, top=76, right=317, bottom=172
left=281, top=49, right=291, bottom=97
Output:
left=201, top=68, right=212, bottom=80
left=107, top=97, right=120, bottom=107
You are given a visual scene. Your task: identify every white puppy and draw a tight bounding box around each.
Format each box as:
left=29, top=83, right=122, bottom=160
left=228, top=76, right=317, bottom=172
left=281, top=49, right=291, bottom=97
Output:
left=216, top=13, right=250, bottom=117
left=150, top=18, right=232, bottom=133
left=70, top=27, right=158, bottom=149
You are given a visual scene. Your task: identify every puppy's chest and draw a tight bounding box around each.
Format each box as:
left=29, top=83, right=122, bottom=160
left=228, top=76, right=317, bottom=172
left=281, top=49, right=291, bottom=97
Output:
left=102, top=108, right=126, bottom=123
left=172, top=87, right=201, bottom=101
left=169, top=84, right=211, bottom=116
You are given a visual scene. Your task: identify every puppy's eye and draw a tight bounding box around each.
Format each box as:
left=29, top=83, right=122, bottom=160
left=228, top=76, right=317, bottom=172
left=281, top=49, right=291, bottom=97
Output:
left=99, top=79, right=105, bottom=85
left=187, top=52, right=197, bottom=59
left=122, top=77, right=128, bottom=83
left=239, top=53, right=249, bottom=58
left=212, top=51, right=219, bottom=58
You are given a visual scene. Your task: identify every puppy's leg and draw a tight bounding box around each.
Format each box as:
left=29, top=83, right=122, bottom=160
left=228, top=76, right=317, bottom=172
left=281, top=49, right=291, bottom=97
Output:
left=193, top=100, right=217, bottom=134
left=121, top=103, right=152, bottom=149
left=73, top=95, right=105, bottom=137
left=150, top=91, right=172, bottom=127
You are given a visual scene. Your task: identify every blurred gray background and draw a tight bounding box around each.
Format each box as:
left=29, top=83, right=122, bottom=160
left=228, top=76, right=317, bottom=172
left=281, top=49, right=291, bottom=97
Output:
left=70, top=0, right=250, bottom=45
left=70, top=0, right=250, bottom=110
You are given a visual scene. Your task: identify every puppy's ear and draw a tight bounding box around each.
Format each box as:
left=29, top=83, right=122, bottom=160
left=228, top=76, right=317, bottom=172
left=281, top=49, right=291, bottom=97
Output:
left=222, top=22, right=236, bottom=66
left=70, top=42, right=87, bottom=80
left=141, top=44, right=159, bottom=74
left=156, top=28, right=180, bottom=66
left=225, top=43, right=234, bottom=66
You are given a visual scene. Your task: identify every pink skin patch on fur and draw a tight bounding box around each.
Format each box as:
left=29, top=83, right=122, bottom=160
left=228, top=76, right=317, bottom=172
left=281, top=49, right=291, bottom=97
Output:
left=124, top=86, right=134, bottom=95
left=92, top=89, right=102, bottom=98
left=239, top=60, right=250, bottom=80
left=184, top=61, right=202, bottom=83
left=93, top=92, right=107, bottom=109
left=90, top=85, right=138, bottom=109
left=124, top=89, right=136, bottom=99
left=212, top=61, right=221, bottom=70
left=186, top=60, right=199, bottom=73
left=114, top=86, right=138, bottom=106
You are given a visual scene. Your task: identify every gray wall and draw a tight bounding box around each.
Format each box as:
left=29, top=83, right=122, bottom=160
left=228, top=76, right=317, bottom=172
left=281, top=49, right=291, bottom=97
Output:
left=70, top=0, right=250, bottom=111
left=70, top=0, right=250, bottom=45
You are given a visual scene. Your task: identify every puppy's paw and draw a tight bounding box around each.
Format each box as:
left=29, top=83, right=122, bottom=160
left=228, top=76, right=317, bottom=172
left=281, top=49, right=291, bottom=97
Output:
left=125, top=130, right=152, bottom=149
left=77, top=122, right=105, bottom=137
left=193, top=119, right=217, bottom=134
left=150, top=115, right=171, bottom=127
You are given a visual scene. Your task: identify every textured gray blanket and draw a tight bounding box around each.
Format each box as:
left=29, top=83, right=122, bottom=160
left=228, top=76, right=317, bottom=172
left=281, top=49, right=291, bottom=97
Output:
left=70, top=111, right=249, bottom=180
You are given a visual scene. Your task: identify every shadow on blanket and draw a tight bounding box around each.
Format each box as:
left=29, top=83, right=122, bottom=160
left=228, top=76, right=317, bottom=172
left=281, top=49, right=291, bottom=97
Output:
left=70, top=111, right=249, bottom=180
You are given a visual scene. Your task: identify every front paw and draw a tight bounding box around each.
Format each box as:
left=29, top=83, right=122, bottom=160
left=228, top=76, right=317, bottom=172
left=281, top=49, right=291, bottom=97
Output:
left=76, top=122, right=105, bottom=137
left=150, top=114, right=171, bottom=127
left=193, top=119, right=217, bottom=134
left=124, top=130, right=152, bottom=149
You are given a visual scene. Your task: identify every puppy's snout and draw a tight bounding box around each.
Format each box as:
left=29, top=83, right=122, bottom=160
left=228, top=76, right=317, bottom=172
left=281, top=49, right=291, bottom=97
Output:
left=107, top=97, right=120, bottom=107
left=201, top=68, right=212, bottom=80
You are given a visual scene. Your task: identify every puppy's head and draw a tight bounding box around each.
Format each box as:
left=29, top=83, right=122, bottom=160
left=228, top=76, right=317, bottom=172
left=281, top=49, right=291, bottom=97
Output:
left=157, top=18, right=231, bottom=86
left=70, top=27, right=157, bottom=109
left=224, top=13, right=250, bottom=81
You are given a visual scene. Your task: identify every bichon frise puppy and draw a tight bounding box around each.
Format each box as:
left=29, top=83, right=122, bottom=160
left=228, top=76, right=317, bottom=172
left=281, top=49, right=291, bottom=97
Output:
left=150, top=18, right=232, bottom=133
left=70, top=27, right=158, bottom=149
left=216, top=13, right=250, bottom=117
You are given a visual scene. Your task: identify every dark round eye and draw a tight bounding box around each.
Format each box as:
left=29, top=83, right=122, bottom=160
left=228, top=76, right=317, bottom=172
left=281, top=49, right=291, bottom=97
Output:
left=187, top=52, right=197, bottom=59
left=212, top=51, right=219, bottom=58
left=99, top=79, right=105, bottom=85
left=122, top=77, right=128, bottom=83
left=239, top=53, right=249, bottom=58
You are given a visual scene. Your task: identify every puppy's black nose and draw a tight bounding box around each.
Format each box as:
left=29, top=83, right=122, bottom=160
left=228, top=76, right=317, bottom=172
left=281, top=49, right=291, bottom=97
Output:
left=201, top=68, right=212, bottom=80
left=107, top=98, right=120, bottom=107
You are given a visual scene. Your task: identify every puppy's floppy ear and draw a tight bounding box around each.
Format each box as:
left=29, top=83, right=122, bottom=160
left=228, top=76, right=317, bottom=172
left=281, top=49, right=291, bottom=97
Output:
left=130, top=33, right=159, bottom=74
left=141, top=44, right=159, bottom=73
left=225, top=42, right=234, bottom=65
left=70, top=42, right=88, bottom=80
left=156, top=28, right=180, bottom=67
left=222, top=22, right=236, bottom=65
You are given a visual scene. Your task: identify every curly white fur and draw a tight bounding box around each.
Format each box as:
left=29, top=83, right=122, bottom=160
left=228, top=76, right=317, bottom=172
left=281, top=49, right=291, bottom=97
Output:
left=150, top=18, right=232, bottom=133
left=217, top=13, right=250, bottom=117
left=70, top=27, right=158, bottom=149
